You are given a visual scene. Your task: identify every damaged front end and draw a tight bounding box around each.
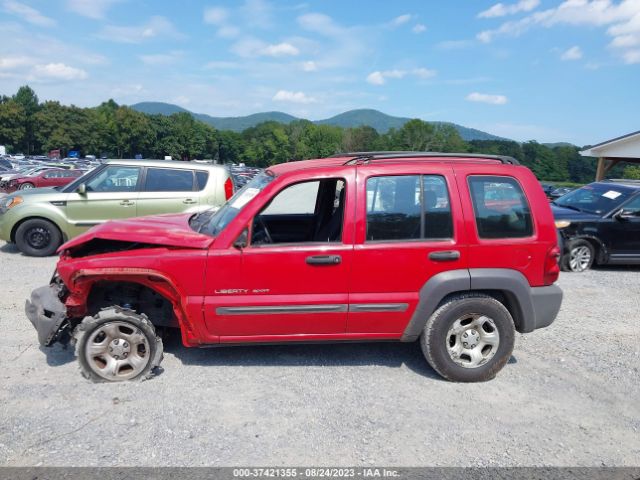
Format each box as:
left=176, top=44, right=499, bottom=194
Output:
left=25, top=276, right=72, bottom=346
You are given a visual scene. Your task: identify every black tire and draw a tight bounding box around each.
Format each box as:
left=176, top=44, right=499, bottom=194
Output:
left=14, top=218, right=62, bottom=257
left=19, top=182, right=35, bottom=190
left=73, top=307, right=163, bottom=382
left=420, top=293, right=515, bottom=382
left=561, top=239, right=595, bottom=272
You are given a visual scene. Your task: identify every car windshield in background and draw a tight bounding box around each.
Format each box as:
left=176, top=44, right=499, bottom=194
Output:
left=199, top=172, right=274, bottom=236
left=554, top=183, right=633, bottom=215
left=62, top=167, right=99, bottom=193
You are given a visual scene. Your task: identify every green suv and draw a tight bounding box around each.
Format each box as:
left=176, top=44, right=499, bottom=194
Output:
left=0, top=159, right=234, bottom=256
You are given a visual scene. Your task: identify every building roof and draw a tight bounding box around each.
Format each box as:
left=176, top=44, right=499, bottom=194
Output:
left=580, top=130, right=640, bottom=158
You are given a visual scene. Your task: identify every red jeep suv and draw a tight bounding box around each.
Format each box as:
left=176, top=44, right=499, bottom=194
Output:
left=26, top=152, right=562, bottom=382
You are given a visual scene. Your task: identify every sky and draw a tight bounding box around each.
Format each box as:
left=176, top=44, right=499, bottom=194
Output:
left=0, top=0, right=639, bottom=146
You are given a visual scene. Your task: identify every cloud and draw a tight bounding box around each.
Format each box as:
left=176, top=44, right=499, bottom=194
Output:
left=466, top=92, right=508, bottom=105
left=622, top=49, right=640, bottom=63
left=301, top=60, right=317, bottom=71
left=390, top=14, right=412, bottom=27
left=2, top=1, right=56, bottom=26
left=204, top=6, right=229, bottom=25
left=66, top=0, right=120, bottom=19
left=204, top=60, right=242, bottom=69
left=241, top=0, right=272, bottom=28
left=263, top=42, right=299, bottom=56
left=98, top=16, right=184, bottom=43
left=478, top=0, right=540, bottom=18
left=217, top=26, right=240, bottom=38
left=477, top=0, right=640, bottom=65
left=273, top=90, right=316, bottom=103
left=366, top=68, right=436, bottom=85
left=0, top=56, right=33, bottom=69
left=139, top=51, right=184, bottom=66
left=31, top=63, right=88, bottom=81
left=560, top=45, right=583, bottom=60
left=436, top=39, right=473, bottom=50
left=231, top=38, right=299, bottom=57
left=412, top=23, right=427, bottom=33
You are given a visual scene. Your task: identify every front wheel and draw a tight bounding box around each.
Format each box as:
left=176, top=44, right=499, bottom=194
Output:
left=420, top=293, right=515, bottom=382
left=562, top=239, right=594, bottom=272
left=74, top=307, right=163, bottom=382
left=19, top=182, right=35, bottom=190
left=14, top=218, right=62, bottom=256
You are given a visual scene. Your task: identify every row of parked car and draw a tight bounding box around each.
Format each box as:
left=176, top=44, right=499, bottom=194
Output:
left=1, top=153, right=639, bottom=276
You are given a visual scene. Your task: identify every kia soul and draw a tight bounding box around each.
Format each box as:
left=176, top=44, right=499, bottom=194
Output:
left=25, top=152, right=563, bottom=382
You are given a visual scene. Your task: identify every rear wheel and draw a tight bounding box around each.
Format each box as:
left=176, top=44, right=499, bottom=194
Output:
left=420, top=293, right=515, bottom=382
left=74, top=307, right=163, bottom=382
left=19, top=182, right=35, bottom=190
left=562, top=239, right=594, bottom=272
left=14, top=218, right=62, bottom=256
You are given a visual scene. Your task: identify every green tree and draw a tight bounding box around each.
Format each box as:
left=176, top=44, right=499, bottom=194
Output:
left=241, top=121, right=291, bottom=166
left=0, top=100, right=26, bottom=152
left=623, top=165, right=640, bottom=180
left=12, top=85, right=40, bottom=154
left=341, top=125, right=379, bottom=152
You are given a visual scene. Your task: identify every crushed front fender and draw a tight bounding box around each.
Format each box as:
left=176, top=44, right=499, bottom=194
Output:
left=25, top=284, right=68, bottom=346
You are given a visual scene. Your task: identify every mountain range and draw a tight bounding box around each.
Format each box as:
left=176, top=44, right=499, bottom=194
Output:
left=130, top=102, right=508, bottom=142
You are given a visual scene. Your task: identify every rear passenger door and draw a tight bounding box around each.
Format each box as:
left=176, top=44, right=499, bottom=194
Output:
left=137, top=167, right=200, bottom=216
left=456, top=168, right=541, bottom=280
left=348, top=166, right=468, bottom=335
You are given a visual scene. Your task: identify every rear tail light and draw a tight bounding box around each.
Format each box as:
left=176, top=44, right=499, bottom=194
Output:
left=224, top=177, right=234, bottom=200
left=543, top=244, right=561, bottom=285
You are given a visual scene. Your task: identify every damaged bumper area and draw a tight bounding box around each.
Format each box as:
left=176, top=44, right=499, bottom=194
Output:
left=25, top=284, right=68, bottom=346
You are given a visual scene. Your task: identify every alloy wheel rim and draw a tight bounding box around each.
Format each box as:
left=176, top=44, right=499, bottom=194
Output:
left=20, top=183, right=34, bottom=189
left=85, top=321, right=150, bottom=381
left=569, top=245, right=591, bottom=272
left=446, top=314, right=500, bottom=368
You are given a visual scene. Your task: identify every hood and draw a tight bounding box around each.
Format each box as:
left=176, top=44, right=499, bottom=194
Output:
left=59, top=213, right=214, bottom=253
left=551, top=204, right=600, bottom=221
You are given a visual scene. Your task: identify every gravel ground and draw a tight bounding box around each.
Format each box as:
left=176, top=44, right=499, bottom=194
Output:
left=0, top=241, right=639, bottom=467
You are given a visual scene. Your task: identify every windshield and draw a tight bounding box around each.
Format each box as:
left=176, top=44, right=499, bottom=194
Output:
left=62, top=165, right=101, bottom=193
left=197, top=172, right=274, bottom=236
left=554, top=183, right=633, bottom=215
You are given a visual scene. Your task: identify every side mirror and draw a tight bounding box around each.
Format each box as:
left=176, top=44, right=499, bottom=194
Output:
left=77, top=183, right=86, bottom=195
left=233, top=228, right=248, bottom=250
left=614, top=208, right=637, bottom=221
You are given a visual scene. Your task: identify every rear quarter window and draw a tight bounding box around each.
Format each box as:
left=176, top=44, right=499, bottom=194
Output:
left=468, top=175, right=533, bottom=239
left=195, top=171, right=209, bottom=191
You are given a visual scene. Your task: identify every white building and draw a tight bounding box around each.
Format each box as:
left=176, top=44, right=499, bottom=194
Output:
left=580, top=130, right=640, bottom=181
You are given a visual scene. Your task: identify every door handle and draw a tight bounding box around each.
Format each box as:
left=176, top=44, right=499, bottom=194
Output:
left=306, top=255, right=342, bottom=265
left=428, top=250, right=460, bottom=262
left=183, top=199, right=197, bottom=204
left=119, top=200, right=134, bottom=206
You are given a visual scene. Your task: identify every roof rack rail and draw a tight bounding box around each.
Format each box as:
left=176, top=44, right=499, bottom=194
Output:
left=330, top=151, right=520, bottom=166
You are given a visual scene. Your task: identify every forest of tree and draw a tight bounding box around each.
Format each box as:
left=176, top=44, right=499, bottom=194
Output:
left=0, top=85, right=635, bottom=183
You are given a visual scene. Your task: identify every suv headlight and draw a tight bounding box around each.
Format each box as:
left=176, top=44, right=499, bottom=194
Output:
left=555, top=219, right=571, bottom=229
left=0, top=196, right=23, bottom=214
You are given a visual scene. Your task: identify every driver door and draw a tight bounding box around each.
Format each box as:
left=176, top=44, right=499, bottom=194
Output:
left=65, top=165, right=141, bottom=237
left=602, top=195, right=640, bottom=261
left=206, top=173, right=355, bottom=340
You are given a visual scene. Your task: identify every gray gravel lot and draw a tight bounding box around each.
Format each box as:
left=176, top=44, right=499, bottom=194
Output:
left=0, top=241, right=639, bottom=467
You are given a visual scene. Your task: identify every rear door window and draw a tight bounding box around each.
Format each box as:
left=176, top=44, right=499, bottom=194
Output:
left=468, top=176, right=533, bottom=239
left=144, top=168, right=194, bottom=192
left=366, top=175, right=453, bottom=241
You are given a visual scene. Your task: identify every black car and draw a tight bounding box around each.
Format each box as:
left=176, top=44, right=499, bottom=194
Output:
left=552, top=180, right=640, bottom=272
left=548, top=186, right=574, bottom=200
